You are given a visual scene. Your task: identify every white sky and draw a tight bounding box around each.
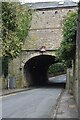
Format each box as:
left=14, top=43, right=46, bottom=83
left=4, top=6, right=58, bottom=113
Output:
left=20, top=0, right=79, bottom=4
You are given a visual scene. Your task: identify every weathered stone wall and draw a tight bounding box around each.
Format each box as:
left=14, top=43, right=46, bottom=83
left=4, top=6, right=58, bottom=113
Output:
left=9, top=6, right=77, bottom=88
left=9, top=50, right=56, bottom=88
left=21, top=50, right=55, bottom=64
left=73, top=54, right=78, bottom=105
left=68, top=3, right=80, bottom=117
left=23, top=7, right=77, bottom=50
left=75, top=3, right=80, bottom=117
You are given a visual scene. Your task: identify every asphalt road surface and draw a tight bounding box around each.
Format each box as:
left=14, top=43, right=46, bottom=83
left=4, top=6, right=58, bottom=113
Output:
left=2, top=75, right=66, bottom=118
left=49, top=74, right=66, bottom=83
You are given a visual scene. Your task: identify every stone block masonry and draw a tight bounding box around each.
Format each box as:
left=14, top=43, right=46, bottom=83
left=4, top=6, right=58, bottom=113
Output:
left=9, top=3, right=78, bottom=88
left=23, top=7, right=77, bottom=50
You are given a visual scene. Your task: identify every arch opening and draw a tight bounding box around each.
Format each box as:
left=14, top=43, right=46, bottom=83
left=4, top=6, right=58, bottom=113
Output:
left=23, top=55, right=57, bottom=86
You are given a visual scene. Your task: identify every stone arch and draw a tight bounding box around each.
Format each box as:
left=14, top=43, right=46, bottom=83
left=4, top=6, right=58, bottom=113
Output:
left=23, top=52, right=41, bottom=65
left=21, top=50, right=56, bottom=67
left=23, top=54, right=57, bottom=86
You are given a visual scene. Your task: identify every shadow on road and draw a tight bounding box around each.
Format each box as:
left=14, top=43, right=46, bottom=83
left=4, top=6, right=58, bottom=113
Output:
left=27, top=75, right=66, bottom=89
left=47, top=81, right=66, bottom=88
left=31, top=81, right=66, bottom=89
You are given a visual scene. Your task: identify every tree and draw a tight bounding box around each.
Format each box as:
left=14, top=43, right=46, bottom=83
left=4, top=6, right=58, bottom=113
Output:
left=2, top=2, right=32, bottom=59
left=56, top=11, right=77, bottom=67
left=48, top=62, right=66, bottom=76
left=2, top=2, right=32, bottom=77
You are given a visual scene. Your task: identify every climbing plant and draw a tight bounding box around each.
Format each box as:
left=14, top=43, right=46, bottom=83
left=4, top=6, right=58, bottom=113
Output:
left=2, top=2, right=32, bottom=77
left=2, top=2, right=32, bottom=59
left=56, top=11, right=77, bottom=67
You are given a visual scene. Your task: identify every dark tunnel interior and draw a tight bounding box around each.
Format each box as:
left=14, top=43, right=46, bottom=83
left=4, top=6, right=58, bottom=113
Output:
left=24, top=55, right=57, bottom=86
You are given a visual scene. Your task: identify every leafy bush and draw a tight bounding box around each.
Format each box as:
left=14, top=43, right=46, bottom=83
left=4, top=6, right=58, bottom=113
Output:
left=56, top=11, right=77, bottom=67
left=48, top=62, right=66, bottom=76
left=2, top=2, right=32, bottom=59
left=2, top=2, right=32, bottom=78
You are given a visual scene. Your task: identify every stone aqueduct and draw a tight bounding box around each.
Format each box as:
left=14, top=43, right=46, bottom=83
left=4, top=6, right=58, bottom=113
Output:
left=9, top=2, right=77, bottom=87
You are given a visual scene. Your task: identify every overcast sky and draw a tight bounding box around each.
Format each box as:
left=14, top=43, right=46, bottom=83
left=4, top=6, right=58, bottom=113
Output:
left=21, top=0, right=79, bottom=4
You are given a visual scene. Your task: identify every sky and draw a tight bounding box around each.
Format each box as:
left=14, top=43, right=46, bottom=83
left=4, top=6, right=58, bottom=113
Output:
left=20, top=0, right=79, bottom=4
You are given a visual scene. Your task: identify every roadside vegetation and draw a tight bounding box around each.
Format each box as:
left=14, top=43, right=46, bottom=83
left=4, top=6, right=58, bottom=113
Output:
left=2, top=2, right=32, bottom=88
left=2, top=3, right=78, bottom=88
left=48, top=11, right=77, bottom=77
left=56, top=11, right=77, bottom=67
left=48, top=62, right=66, bottom=77
left=2, top=2, right=32, bottom=78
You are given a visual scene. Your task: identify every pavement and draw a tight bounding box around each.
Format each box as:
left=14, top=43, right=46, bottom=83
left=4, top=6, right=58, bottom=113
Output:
left=53, top=90, right=79, bottom=119
left=1, top=88, right=79, bottom=118
left=1, top=87, right=33, bottom=96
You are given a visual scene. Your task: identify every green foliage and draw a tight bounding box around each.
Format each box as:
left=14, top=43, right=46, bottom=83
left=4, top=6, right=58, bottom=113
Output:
left=56, top=11, right=77, bottom=67
left=16, top=5, right=32, bottom=43
left=2, top=56, right=9, bottom=78
left=2, top=2, right=32, bottom=78
left=48, top=63, right=66, bottom=76
left=2, top=2, right=32, bottom=59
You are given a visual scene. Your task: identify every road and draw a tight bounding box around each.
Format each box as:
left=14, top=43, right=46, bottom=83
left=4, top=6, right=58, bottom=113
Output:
left=49, top=74, right=66, bottom=83
left=2, top=75, right=66, bottom=118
